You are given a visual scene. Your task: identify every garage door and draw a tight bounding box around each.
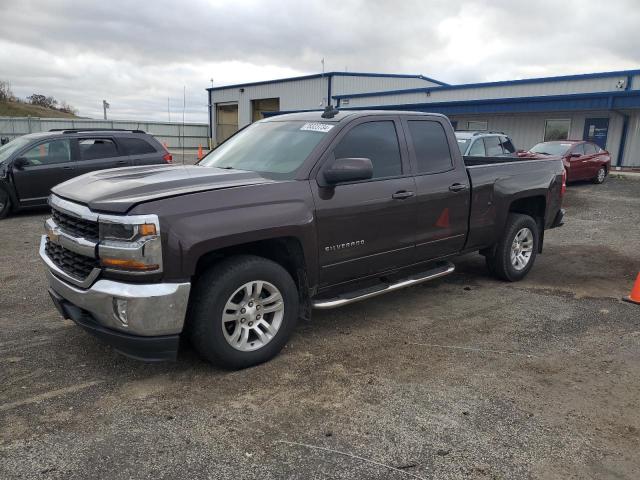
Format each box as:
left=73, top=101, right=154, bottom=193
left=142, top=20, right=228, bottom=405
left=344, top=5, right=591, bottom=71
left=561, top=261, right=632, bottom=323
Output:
left=251, top=98, right=280, bottom=122
left=216, top=103, right=238, bottom=144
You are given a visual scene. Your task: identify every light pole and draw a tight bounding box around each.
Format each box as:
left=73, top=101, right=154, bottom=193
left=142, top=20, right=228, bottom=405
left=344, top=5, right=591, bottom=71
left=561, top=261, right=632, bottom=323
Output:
left=102, top=99, right=110, bottom=120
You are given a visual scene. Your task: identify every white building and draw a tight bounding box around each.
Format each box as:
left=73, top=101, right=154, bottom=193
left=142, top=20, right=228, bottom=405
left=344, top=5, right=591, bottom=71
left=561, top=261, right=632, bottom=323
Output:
left=208, top=69, right=640, bottom=167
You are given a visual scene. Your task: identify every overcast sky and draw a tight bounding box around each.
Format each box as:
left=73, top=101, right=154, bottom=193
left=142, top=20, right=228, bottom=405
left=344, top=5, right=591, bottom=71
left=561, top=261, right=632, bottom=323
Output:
left=1, top=0, right=639, bottom=123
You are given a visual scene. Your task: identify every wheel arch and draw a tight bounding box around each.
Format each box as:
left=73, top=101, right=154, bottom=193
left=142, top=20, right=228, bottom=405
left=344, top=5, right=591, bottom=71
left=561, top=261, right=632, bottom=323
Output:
left=192, top=236, right=312, bottom=320
left=508, top=195, right=546, bottom=253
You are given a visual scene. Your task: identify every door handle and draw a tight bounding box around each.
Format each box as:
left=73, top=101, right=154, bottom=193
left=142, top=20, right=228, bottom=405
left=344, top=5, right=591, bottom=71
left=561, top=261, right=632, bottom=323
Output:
left=116, top=160, right=128, bottom=165
left=392, top=190, right=415, bottom=200
left=449, top=183, right=468, bottom=192
left=62, top=166, right=73, bottom=170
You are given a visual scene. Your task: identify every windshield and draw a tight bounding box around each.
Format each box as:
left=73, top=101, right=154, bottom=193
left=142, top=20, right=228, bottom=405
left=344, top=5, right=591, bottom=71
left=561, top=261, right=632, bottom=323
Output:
left=456, top=138, right=470, bottom=154
left=530, top=142, right=573, bottom=156
left=199, top=120, right=333, bottom=178
left=0, top=136, right=32, bottom=164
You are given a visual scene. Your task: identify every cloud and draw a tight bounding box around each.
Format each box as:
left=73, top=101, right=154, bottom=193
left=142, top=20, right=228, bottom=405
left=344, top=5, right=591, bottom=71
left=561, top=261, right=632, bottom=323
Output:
left=1, top=0, right=638, bottom=121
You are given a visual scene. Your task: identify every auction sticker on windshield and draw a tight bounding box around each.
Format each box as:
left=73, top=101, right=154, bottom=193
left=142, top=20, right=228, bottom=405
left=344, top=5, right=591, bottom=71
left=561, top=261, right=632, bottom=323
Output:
left=300, top=122, right=334, bottom=133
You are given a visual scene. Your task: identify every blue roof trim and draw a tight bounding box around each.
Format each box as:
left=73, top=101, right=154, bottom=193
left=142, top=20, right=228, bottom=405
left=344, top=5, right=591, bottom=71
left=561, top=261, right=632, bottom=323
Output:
left=207, top=71, right=448, bottom=91
left=332, top=68, right=640, bottom=100
left=339, top=90, right=640, bottom=115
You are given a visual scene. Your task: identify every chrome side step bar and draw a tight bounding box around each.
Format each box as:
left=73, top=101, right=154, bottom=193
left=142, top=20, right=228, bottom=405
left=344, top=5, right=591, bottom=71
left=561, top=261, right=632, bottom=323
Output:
left=312, top=262, right=455, bottom=309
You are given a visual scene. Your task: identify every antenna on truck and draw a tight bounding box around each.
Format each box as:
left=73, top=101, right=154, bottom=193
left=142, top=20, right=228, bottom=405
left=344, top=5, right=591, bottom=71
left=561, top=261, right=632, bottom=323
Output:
left=321, top=104, right=339, bottom=119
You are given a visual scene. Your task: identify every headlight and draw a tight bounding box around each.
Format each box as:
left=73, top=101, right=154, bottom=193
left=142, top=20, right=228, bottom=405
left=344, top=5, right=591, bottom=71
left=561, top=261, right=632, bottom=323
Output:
left=97, top=216, right=162, bottom=273
left=99, top=222, right=157, bottom=241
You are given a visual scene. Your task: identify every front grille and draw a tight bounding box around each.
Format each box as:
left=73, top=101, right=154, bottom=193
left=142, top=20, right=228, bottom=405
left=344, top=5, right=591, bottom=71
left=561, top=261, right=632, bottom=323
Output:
left=52, top=207, right=99, bottom=241
left=45, top=238, right=99, bottom=281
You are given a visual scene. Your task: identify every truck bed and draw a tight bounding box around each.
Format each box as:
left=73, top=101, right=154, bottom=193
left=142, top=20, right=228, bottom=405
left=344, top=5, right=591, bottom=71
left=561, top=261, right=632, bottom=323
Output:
left=462, top=155, right=565, bottom=252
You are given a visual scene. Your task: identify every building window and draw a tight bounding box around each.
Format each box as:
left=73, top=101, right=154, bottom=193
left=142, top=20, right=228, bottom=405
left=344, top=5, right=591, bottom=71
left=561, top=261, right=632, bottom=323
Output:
left=544, top=119, right=571, bottom=141
left=467, top=120, right=487, bottom=131
left=251, top=98, right=280, bottom=122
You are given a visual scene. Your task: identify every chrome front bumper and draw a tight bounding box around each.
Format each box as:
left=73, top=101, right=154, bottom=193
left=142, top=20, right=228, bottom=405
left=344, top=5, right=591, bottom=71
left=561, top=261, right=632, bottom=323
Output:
left=41, top=243, right=191, bottom=337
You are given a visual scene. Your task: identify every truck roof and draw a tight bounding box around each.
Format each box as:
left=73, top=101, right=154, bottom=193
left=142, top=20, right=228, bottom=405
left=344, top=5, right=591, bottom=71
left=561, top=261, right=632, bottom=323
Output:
left=263, top=109, right=449, bottom=123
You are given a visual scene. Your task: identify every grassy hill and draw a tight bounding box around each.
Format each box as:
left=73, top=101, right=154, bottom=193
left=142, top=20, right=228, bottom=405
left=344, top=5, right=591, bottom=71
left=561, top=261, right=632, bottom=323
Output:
left=0, top=100, right=79, bottom=118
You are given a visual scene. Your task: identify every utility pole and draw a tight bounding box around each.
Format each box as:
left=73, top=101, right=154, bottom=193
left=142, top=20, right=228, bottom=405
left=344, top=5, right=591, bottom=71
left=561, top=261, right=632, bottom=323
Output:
left=167, top=97, right=171, bottom=122
left=102, top=99, right=110, bottom=120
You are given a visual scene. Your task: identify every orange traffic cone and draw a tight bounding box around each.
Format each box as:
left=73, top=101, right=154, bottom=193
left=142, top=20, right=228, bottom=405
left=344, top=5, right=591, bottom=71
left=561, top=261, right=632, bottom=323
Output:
left=197, top=144, right=203, bottom=160
left=624, top=273, right=640, bottom=305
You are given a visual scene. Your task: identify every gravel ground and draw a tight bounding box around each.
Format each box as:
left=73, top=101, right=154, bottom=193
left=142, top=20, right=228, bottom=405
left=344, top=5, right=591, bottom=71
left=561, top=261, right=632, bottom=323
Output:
left=1, top=177, right=639, bottom=479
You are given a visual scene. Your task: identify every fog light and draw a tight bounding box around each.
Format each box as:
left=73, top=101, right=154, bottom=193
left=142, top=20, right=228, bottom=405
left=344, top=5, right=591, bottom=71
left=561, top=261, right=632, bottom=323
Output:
left=113, top=298, right=129, bottom=326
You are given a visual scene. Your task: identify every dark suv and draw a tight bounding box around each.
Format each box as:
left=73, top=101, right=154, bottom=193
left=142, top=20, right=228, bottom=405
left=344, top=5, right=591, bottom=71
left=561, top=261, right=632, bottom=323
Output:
left=0, top=129, right=172, bottom=218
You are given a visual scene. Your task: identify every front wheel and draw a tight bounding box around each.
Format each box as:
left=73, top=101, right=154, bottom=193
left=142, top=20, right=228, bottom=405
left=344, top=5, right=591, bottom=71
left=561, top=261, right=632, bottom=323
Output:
left=485, top=213, right=539, bottom=282
left=593, top=166, right=607, bottom=184
left=0, top=188, right=11, bottom=219
left=188, top=255, right=299, bottom=369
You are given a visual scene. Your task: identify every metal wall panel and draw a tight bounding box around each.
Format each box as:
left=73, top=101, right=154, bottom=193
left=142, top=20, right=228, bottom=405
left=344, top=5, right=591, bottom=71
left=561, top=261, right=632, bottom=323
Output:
left=332, top=75, right=438, bottom=95
left=344, top=76, right=632, bottom=107
left=448, top=110, right=627, bottom=162
left=622, top=111, right=640, bottom=167
left=0, top=117, right=208, bottom=149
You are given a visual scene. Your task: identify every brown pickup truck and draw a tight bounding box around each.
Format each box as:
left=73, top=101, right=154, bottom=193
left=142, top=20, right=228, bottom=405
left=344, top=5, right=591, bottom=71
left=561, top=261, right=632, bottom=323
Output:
left=41, top=110, right=566, bottom=368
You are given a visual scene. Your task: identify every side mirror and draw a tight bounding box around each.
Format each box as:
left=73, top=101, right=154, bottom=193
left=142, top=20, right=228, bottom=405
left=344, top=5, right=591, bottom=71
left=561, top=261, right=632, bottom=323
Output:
left=323, top=157, right=373, bottom=185
left=570, top=153, right=581, bottom=158
left=12, top=157, right=29, bottom=170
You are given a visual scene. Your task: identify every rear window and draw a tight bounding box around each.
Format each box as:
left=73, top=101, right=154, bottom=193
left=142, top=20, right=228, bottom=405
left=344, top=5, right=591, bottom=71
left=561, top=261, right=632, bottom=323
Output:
left=119, top=137, right=156, bottom=155
left=79, top=138, right=119, bottom=160
left=407, top=121, right=453, bottom=174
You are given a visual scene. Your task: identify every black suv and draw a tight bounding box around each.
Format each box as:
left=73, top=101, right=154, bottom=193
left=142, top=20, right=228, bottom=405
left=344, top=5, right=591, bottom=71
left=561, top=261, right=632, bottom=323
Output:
left=0, top=129, right=172, bottom=218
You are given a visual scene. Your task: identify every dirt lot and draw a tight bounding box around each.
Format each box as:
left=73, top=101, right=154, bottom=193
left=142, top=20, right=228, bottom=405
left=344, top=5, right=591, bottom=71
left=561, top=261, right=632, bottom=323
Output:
left=1, top=178, right=639, bottom=480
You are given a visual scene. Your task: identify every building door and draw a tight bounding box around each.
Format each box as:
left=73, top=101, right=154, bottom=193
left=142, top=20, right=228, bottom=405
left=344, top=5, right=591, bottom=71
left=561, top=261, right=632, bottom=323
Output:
left=583, top=118, right=609, bottom=149
left=251, top=98, right=280, bottom=122
left=216, top=103, right=238, bottom=144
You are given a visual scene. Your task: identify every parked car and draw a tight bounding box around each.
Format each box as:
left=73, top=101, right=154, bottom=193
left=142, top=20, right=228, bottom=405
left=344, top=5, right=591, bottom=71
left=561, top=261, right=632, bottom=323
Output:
left=0, top=129, right=173, bottom=218
left=528, top=140, right=611, bottom=184
left=455, top=131, right=518, bottom=157
left=41, top=110, right=565, bottom=368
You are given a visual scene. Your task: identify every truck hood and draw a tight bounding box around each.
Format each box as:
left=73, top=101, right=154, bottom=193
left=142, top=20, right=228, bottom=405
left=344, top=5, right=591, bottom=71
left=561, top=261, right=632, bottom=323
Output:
left=52, top=165, right=276, bottom=213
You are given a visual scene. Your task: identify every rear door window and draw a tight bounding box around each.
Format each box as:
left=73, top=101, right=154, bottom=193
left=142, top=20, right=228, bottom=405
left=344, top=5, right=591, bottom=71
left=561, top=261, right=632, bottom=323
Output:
left=407, top=120, right=453, bottom=174
left=468, top=139, right=486, bottom=156
left=500, top=136, right=516, bottom=154
left=79, top=138, right=119, bottom=160
left=484, top=136, right=503, bottom=156
left=119, top=137, right=157, bottom=155
left=333, top=121, right=402, bottom=179
left=571, top=144, right=585, bottom=156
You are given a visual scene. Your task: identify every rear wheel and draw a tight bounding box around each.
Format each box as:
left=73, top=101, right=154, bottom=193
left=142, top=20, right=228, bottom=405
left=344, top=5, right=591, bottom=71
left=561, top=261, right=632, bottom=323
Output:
left=0, top=188, right=11, bottom=219
left=593, top=166, right=607, bottom=184
left=189, top=255, right=299, bottom=369
left=485, top=213, right=539, bottom=282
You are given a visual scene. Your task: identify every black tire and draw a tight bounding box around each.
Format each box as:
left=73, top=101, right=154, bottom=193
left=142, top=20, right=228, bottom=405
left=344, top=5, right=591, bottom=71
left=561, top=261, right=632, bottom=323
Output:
left=593, top=166, right=607, bottom=184
left=0, top=187, right=11, bottom=219
left=485, top=213, right=539, bottom=282
left=188, top=255, right=299, bottom=369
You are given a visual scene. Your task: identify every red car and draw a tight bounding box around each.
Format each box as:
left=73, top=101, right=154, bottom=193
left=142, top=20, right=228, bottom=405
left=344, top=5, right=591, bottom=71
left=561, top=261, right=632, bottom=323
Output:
left=528, top=140, right=611, bottom=184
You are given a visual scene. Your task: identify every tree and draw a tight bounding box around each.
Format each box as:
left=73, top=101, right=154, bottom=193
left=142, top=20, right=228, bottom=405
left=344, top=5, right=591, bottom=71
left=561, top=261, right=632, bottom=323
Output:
left=27, top=94, right=58, bottom=109
left=58, top=101, right=77, bottom=115
left=0, top=81, right=15, bottom=102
